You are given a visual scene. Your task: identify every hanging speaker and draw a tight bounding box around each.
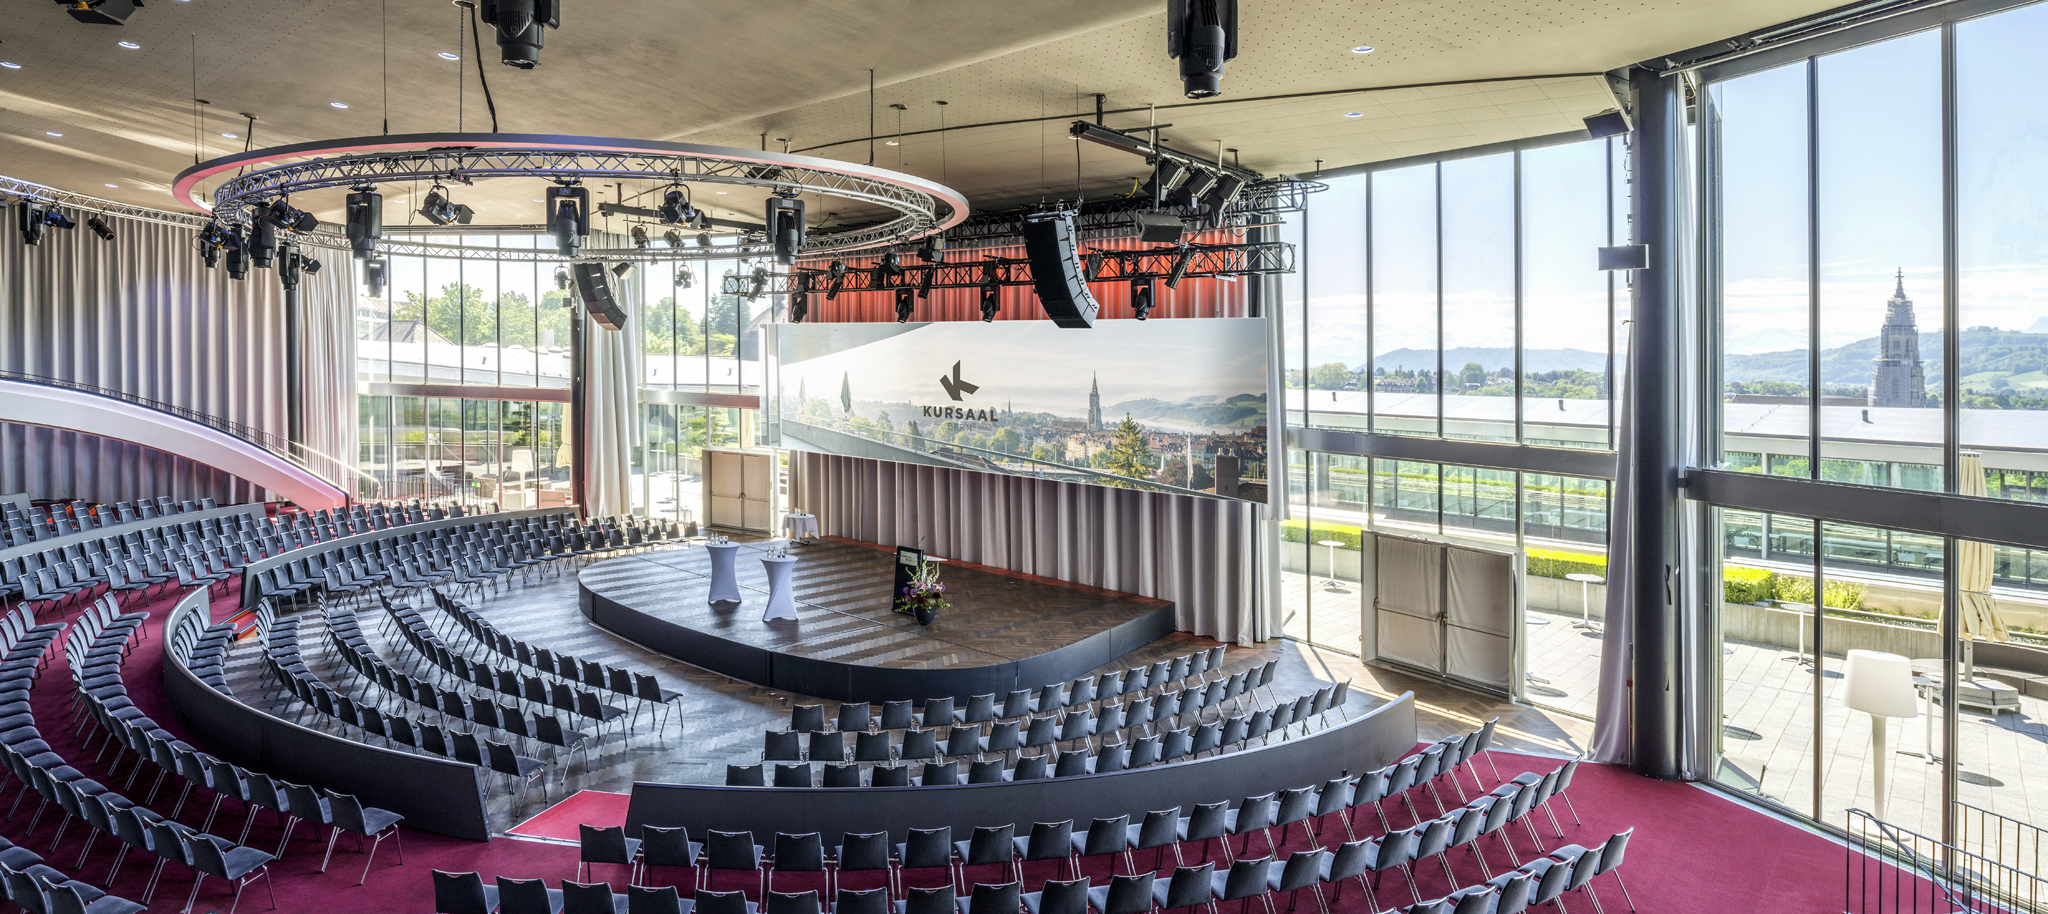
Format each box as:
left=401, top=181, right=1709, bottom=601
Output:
left=1021, top=211, right=1101, bottom=329
left=571, top=262, right=628, bottom=330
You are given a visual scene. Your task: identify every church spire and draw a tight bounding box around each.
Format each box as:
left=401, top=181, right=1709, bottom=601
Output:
left=1894, top=267, right=1905, bottom=299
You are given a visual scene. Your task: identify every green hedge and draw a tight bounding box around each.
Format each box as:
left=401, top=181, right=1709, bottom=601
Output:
left=1526, top=549, right=1607, bottom=581
left=1774, top=573, right=1867, bottom=610
left=1723, top=567, right=1774, bottom=605
left=1279, top=520, right=1365, bottom=551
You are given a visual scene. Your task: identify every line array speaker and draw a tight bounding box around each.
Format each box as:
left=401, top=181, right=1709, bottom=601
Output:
left=571, top=262, right=628, bottom=330
left=1020, top=211, right=1101, bottom=329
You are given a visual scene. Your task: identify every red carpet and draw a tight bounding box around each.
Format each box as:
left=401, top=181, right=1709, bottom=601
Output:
left=508, top=791, right=632, bottom=843
left=0, top=580, right=1914, bottom=913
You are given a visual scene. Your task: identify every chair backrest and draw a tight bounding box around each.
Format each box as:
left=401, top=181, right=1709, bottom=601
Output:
left=1219, top=857, right=1272, bottom=901
left=1011, top=754, right=1049, bottom=781
left=964, top=824, right=1015, bottom=864
left=767, top=891, right=821, bottom=914
left=834, top=887, right=890, bottom=914
left=901, top=827, right=953, bottom=868
left=773, top=832, right=825, bottom=871
left=1161, top=863, right=1215, bottom=910
left=1595, top=828, right=1632, bottom=876
left=497, top=876, right=556, bottom=914
left=825, top=763, right=865, bottom=788
left=627, top=886, right=684, bottom=914
left=920, top=761, right=959, bottom=786
left=693, top=890, right=751, bottom=914
left=837, top=832, right=891, bottom=872
left=1184, top=801, right=1229, bottom=841
left=871, top=765, right=910, bottom=787
left=965, top=882, right=1020, bottom=914
left=900, top=728, right=938, bottom=761
left=1025, top=820, right=1073, bottom=860
left=1082, top=815, right=1130, bottom=857
left=968, top=760, right=1006, bottom=784
left=836, top=703, right=871, bottom=733
left=1098, top=873, right=1155, bottom=914
left=1491, top=872, right=1534, bottom=914
left=900, top=886, right=954, bottom=914
left=790, top=704, right=827, bottom=733
left=640, top=826, right=696, bottom=868
left=562, top=880, right=622, bottom=914
left=774, top=763, right=813, bottom=788
left=727, top=764, right=764, bottom=786
left=707, top=830, right=760, bottom=870
left=582, top=824, right=632, bottom=864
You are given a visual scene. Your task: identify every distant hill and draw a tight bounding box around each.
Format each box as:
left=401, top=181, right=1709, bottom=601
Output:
left=1369, top=347, right=1610, bottom=375
left=1723, top=328, right=2048, bottom=386
left=1105, top=393, right=1267, bottom=429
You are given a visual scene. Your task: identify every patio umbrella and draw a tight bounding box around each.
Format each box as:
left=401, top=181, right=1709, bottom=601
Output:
left=1957, top=451, right=2010, bottom=681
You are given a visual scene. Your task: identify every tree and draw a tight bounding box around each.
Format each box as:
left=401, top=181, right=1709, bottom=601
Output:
left=938, top=420, right=961, bottom=442
left=1029, top=443, right=1054, bottom=462
left=1154, top=460, right=1189, bottom=488
left=1460, top=362, right=1488, bottom=388
left=988, top=427, right=1022, bottom=454
left=1308, top=362, right=1352, bottom=390
left=907, top=420, right=923, bottom=442
left=1190, top=462, right=1215, bottom=491
left=839, top=371, right=853, bottom=413
left=1101, top=414, right=1156, bottom=485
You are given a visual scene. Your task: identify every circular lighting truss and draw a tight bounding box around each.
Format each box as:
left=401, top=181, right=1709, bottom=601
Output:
left=170, top=132, right=969, bottom=262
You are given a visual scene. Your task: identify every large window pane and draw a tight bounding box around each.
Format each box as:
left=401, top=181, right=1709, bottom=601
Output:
left=1371, top=166, right=1439, bottom=436
left=1957, top=4, right=2048, bottom=503
left=1303, top=175, right=1369, bottom=432
left=1522, top=473, right=1610, bottom=718
left=1521, top=140, right=1614, bottom=449
left=1439, top=155, right=1516, bottom=443
left=1816, top=30, right=1944, bottom=488
left=1713, top=62, right=1813, bottom=477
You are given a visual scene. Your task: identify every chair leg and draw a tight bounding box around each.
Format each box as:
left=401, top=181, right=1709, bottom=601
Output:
left=1560, top=792, right=1584, bottom=826
left=1612, top=873, right=1637, bottom=913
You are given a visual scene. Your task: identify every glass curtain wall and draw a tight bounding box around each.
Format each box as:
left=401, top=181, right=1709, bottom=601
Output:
left=1698, top=0, right=2048, bottom=854
left=633, top=251, right=771, bottom=522
left=354, top=232, right=574, bottom=508
left=1281, top=136, right=1620, bottom=716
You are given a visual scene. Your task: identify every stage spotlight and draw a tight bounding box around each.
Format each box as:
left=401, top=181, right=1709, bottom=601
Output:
left=894, top=286, right=915, bottom=323
left=979, top=270, right=1001, bottom=322
left=278, top=242, right=305, bottom=292
left=364, top=256, right=388, bottom=297
left=417, top=185, right=474, bottom=226
left=196, top=223, right=229, bottom=267
left=345, top=187, right=382, bottom=258
left=1148, top=158, right=1190, bottom=197
left=1584, top=108, right=1631, bottom=139
left=1131, top=278, right=1156, bottom=320
left=478, top=0, right=559, bottom=69
left=696, top=232, right=712, bottom=248
left=1165, top=244, right=1196, bottom=289
left=18, top=203, right=49, bottom=246
left=674, top=265, right=694, bottom=289
left=745, top=265, right=769, bottom=301
left=56, top=0, right=140, bottom=25
left=879, top=251, right=905, bottom=280
left=662, top=229, right=683, bottom=248
left=553, top=265, right=572, bottom=290
left=825, top=260, right=847, bottom=300
left=658, top=188, right=697, bottom=226
left=789, top=276, right=809, bottom=324
left=916, top=263, right=935, bottom=300
left=247, top=216, right=278, bottom=269
left=302, top=257, right=322, bottom=275
left=1201, top=172, right=1247, bottom=228
left=1167, top=0, right=1237, bottom=99
left=546, top=183, right=589, bottom=258
left=631, top=225, right=650, bottom=249
left=610, top=262, right=634, bottom=281
left=917, top=235, right=945, bottom=263
left=85, top=214, right=114, bottom=241
left=224, top=233, right=250, bottom=280
left=766, top=194, right=806, bottom=265
left=262, top=198, right=320, bottom=232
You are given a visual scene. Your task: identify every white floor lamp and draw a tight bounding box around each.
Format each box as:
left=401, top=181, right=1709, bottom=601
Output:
left=1842, top=649, right=1920, bottom=821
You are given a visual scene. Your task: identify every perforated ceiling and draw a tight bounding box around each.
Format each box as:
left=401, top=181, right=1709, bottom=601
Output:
left=0, top=0, right=1835, bottom=219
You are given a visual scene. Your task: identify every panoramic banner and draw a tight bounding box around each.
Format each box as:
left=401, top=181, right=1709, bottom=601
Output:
left=774, top=320, right=1269, bottom=500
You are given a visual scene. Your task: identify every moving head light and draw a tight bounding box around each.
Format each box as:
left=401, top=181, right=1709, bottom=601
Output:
left=1166, top=0, right=1237, bottom=99
left=478, top=0, right=559, bottom=69
left=345, top=187, right=383, bottom=259
left=56, top=0, right=139, bottom=25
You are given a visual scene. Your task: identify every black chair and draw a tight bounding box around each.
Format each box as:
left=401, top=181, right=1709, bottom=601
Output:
left=561, top=879, right=629, bottom=914
left=692, top=889, right=758, bottom=914
left=769, top=832, right=827, bottom=894
left=1015, top=821, right=1076, bottom=882
left=766, top=890, right=822, bottom=914
left=894, top=827, right=954, bottom=895
left=953, top=825, right=1019, bottom=889
left=1071, top=816, right=1133, bottom=876
left=499, top=876, right=568, bottom=914
left=701, top=830, right=766, bottom=896
left=321, top=790, right=404, bottom=885
left=871, top=765, right=910, bottom=788
left=823, top=764, right=864, bottom=788
left=835, top=887, right=890, bottom=914
left=958, top=881, right=1021, bottom=914
left=580, top=824, right=643, bottom=884
left=1021, top=878, right=1089, bottom=914
left=834, top=832, right=892, bottom=898
left=183, top=832, right=277, bottom=914
left=728, top=765, right=766, bottom=787
left=892, top=885, right=953, bottom=914
left=637, top=825, right=703, bottom=887
left=1085, top=873, right=1155, bottom=914
left=1151, top=863, right=1216, bottom=914
left=775, top=764, right=815, bottom=788
left=626, top=885, right=687, bottom=914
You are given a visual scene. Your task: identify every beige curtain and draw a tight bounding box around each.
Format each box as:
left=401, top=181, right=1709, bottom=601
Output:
left=580, top=253, right=640, bottom=517
left=301, top=246, right=361, bottom=498
left=0, top=207, right=287, bottom=504
left=1956, top=452, right=2009, bottom=678
left=793, top=451, right=1268, bottom=644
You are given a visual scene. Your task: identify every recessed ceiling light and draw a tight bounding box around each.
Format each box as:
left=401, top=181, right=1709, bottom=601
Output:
left=532, top=198, right=544, bottom=203
left=118, top=41, right=140, bottom=49
left=1351, top=45, right=1375, bottom=54
left=45, top=131, right=61, bottom=137
left=221, top=132, right=237, bottom=138
left=716, top=190, right=728, bottom=195
left=330, top=101, right=349, bottom=108
left=439, top=52, right=460, bottom=61
left=885, top=140, right=899, bottom=146
left=0, top=62, right=20, bottom=70
left=1343, top=112, right=1363, bottom=118
left=105, top=183, right=119, bottom=188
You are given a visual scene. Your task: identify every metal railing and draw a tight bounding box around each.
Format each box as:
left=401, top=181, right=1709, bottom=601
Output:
left=0, top=369, right=369, bottom=498
left=1847, top=807, right=2046, bottom=913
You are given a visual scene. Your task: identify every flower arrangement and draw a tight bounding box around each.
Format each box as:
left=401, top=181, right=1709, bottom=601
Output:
left=896, top=562, right=949, bottom=624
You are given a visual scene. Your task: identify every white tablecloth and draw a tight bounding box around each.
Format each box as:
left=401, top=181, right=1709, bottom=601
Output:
left=782, top=512, right=820, bottom=540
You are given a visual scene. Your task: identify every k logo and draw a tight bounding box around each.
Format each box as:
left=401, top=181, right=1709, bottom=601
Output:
left=938, top=361, right=979, bottom=401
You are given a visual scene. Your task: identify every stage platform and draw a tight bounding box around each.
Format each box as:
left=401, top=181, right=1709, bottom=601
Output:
left=577, top=539, right=1177, bottom=702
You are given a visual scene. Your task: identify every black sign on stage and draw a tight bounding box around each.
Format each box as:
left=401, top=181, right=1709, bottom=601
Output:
left=892, top=546, right=925, bottom=615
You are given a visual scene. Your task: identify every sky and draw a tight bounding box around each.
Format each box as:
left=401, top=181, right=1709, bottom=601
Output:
left=1294, top=1, right=2048, bottom=369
